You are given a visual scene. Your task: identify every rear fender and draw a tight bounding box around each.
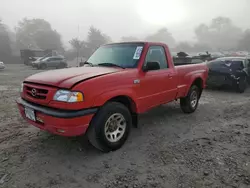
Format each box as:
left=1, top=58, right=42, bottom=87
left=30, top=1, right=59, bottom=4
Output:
left=93, top=89, right=138, bottom=113
left=184, top=72, right=205, bottom=97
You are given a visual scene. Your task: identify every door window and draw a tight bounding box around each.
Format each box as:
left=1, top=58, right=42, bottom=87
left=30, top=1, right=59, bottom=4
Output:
left=47, top=58, right=55, bottom=62
left=54, top=57, right=62, bottom=61
left=144, top=46, right=168, bottom=69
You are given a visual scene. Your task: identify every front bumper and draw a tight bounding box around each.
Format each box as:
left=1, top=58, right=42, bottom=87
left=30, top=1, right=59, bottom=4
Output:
left=16, top=98, right=98, bottom=137
left=0, top=65, right=5, bottom=69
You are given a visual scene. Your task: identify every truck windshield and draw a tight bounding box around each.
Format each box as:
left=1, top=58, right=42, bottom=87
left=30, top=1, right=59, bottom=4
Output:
left=87, top=43, right=144, bottom=68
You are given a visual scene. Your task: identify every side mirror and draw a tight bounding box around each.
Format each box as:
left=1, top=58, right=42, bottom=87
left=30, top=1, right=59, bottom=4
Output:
left=143, top=61, right=160, bottom=71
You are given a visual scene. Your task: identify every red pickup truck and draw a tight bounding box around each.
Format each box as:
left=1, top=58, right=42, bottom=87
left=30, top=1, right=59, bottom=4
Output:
left=17, top=42, right=208, bottom=152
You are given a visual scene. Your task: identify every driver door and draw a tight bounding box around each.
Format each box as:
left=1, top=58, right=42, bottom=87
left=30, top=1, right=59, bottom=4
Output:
left=136, top=45, right=176, bottom=112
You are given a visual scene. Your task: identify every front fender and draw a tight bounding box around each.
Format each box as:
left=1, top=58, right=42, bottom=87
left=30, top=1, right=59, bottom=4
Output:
left=93, top=88, right=138, bottom=111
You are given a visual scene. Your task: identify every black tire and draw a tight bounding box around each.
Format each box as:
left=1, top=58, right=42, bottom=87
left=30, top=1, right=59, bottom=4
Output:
left=87, top=102, right=132, bottom=152
left=39, top=63, right=47, bottom=70
left=236, top=76, right=247, bottom=93
left=180, top=85, right=200, bottom=113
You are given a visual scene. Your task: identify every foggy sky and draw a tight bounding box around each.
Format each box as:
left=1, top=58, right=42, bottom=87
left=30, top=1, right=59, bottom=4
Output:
left=1, top=0, right=249, bottom=46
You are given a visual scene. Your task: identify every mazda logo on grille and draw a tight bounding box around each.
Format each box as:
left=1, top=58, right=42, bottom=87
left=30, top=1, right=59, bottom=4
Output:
left=31, top=88, right=37, bottom=96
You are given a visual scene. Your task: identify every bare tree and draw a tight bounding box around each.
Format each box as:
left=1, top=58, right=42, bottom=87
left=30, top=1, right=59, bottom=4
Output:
left=195, top=17, right=242, bottom=50
left=145, top=28, right=176, bottom=48
left=86, top=26, right=111, bottom=55
left=238, top=29, right=250, bottom=51
left=16, top=18, right=63, bottom=51
left=0, top=19, right=12, bottom=62
left=175, top=42, right=193, bottom=52
left=69, top=38, right=86, bottom=64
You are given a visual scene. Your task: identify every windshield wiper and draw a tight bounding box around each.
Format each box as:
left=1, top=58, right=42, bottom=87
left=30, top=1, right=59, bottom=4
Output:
left=97, top=63, right=125, bottom=69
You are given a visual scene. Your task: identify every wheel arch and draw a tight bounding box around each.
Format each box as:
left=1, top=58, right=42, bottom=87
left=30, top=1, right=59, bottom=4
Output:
left=92, top=93, right=139, bottom=127
left=190, top=77, right=203, bottom=98
left=107, top=95, right=137, bottom=113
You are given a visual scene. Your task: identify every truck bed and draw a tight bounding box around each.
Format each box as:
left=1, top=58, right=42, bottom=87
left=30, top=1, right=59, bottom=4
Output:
left=175, top=62, right=208, bottom=98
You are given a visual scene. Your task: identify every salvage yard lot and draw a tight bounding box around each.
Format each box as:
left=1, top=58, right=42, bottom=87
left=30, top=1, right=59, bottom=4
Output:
left=0, top=64, right=250, bottom=188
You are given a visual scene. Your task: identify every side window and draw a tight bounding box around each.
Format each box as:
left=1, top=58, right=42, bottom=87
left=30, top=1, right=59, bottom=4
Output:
left=145, top=46, right=168, bottom=69
left=47, top=58, right=54, bottom=62
left=55, top=58, right=62, bottom=61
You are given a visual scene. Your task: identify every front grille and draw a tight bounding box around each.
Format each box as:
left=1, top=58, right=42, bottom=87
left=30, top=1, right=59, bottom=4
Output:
left=25, top=86, right=48, bottom=100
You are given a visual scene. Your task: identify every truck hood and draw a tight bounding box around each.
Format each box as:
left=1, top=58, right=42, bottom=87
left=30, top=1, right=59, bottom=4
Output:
left=25, top=67, right=122, bottom=88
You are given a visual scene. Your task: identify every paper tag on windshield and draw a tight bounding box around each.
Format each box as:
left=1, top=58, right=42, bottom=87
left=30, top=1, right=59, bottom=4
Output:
left=133, top=46, right=143, bottom=59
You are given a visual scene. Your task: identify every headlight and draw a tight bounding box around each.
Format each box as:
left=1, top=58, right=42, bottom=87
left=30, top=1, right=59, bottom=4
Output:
left=20, top=83, right=24, bottom=93
left=53, top=90, right=84, bottom=102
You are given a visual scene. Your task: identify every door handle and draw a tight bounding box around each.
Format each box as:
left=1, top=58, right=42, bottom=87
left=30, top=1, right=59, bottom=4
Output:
left=167, top=74, right=173, bottom=79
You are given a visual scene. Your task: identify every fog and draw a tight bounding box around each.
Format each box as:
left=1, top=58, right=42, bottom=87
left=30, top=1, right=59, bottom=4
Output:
left=1, top=0, right=250, bottom=43
left=1, top=0, right=250, bottom=64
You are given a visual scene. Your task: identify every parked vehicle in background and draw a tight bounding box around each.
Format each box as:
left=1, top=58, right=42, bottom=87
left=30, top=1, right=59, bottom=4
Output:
left=191, top=58, right=204, bottom=64
left=31, top=57, right=45, bottom=67
left=195, top=52, right=220, bottom=61
left=173, top=51, right=205, bottom=65
left=235, top=51, right=249, bottom=56
left=17, top=41, right=208, bottom=152
left=209, top=52, right=225, bottom=60
left=0, top=61, right=5, bottom=70
left=247, top=56, right=250, bottom=84
left=32, top=56, right=67, bottom=69
left=207, top=57, right=250, bottom=93
left=20, top=49, right=57, bottom=65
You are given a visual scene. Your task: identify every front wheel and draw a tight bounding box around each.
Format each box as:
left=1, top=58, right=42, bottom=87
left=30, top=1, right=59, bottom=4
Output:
left=180, top=85, right=200, bottom=113
left=87, top=102, right=132, bottom=152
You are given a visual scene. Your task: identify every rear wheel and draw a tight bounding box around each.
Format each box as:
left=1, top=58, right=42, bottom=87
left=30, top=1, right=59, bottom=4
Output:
left=236, top=76, right=247, bottom=93
left=87, top=102, right=132, bottom=152
left=39, top=63, right=47, bottom=70
left=180, top=85, right=200, bottom=113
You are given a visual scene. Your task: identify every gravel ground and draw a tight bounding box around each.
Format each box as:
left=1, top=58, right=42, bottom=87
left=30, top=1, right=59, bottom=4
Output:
left=0, top=64, right=249, bottom=188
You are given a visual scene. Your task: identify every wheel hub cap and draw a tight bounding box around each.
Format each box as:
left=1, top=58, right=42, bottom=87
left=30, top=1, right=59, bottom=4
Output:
left=104, top=113, right=126, bottom=143
left=190, top=91, right=198, bottom=108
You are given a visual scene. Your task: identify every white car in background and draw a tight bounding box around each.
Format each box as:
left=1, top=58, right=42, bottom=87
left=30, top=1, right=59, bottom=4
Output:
left=0, top=61, right=5, bottom=70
